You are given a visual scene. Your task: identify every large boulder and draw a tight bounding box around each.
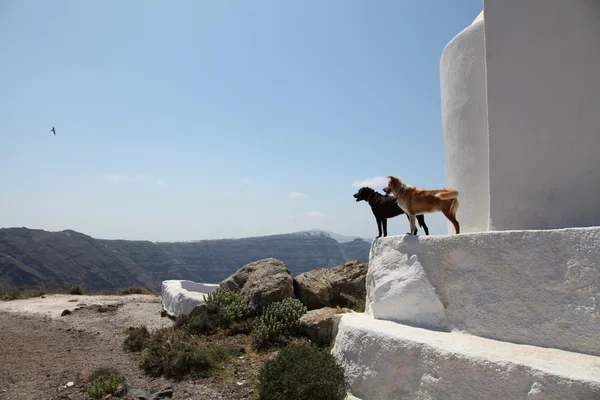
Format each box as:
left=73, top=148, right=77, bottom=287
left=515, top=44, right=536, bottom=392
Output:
left=294, top=260, right=367, bottom=310
left=220, top=258, right=294, bottom=310
left=299, top=307, right=349, bottom=345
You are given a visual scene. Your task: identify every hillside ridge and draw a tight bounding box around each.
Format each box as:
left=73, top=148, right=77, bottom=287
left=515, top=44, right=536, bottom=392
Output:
left=0, top=227, right=370, bottom=292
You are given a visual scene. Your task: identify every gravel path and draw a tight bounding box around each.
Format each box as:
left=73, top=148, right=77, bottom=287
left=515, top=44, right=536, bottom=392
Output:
left=0, top=295, right=253, bottom=400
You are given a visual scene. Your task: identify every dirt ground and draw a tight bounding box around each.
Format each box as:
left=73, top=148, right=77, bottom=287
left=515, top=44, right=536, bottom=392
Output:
left=0, top=295, right=260, bottom=400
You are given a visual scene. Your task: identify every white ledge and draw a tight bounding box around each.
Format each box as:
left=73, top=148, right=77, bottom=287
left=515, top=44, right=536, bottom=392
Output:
left=333, top=314, right=600, bottom=400
left=366, top=227, right=600, bottom=356
left=161, top=280, right=219, bottom=317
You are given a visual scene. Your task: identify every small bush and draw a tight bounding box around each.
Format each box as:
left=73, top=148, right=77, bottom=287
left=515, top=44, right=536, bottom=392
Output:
left=8, top=286, right=25, bottom=300
left=348, top=298, right=365, bottom=313
left=205, top=288, right=254, bottom=326
left=176, top=289, right=254, bottom=335
left=120, top=286, right=153, bottom=295
left=184, top=307, right=222, bottom=335
left=251, top=298, right=307, bottom=349
left=138, top=328, right=241, bottom=380
left=33, top=283, right=48, bottom=297
left=123, top=325, right=150, bottom=352
left=70, top=285, right=84, bottom=295
left=257, top=343, right=347, bottom=400
left=86, top=367, right=125, bottom=399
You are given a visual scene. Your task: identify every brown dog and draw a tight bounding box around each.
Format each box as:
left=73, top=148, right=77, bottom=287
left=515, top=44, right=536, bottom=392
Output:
left=382, top=175, right=460, bottom=235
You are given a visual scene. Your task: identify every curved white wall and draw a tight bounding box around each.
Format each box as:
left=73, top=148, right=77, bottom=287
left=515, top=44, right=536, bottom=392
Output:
left=440, top=16, right=489, bottom=233
left=161, top=280, right=219, bottom=317
left=484, top=0, right=600, bottom=230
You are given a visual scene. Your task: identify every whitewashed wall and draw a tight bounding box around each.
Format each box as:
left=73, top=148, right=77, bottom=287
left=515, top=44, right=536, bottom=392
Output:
left=484, top=0, right=600, bottom=230
left=440, top=12, right=489, bottom=233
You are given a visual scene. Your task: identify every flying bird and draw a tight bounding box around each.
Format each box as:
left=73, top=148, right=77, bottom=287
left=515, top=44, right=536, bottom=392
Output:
left=51, top=127, right=56, bottom=135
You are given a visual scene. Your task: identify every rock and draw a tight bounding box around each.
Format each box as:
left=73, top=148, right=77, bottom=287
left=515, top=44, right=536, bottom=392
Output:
left=220, top=258, right=294, bottom=310
left=97, top=304, right=119, bottom=313
left=126, top=388, right=150, bottom=399
left=60, top=310, right=72, bottom=316
left=160, top=310, right=168, bottom=317
left=115, top=383, right=127, bottom=396
left=299, top=307, right=348, bottom=345
left=149, top=387, right=174, bottom=400
left=294, top=260, right=367, bottom=310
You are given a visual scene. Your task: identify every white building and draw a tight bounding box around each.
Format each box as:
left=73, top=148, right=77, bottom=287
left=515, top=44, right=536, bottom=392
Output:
left=441, top=0, right=600, bottom=233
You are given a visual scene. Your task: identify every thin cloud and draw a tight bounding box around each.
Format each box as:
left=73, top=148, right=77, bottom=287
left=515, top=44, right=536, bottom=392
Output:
left=239, top=178, right=253, bottom=185
left=105, top=173, right=125, bottom=183
left=287, top=192, right=307, bottom=199
left=352, top=176, right=388, bottom=188
left=308, top=211, right=326, bottom=217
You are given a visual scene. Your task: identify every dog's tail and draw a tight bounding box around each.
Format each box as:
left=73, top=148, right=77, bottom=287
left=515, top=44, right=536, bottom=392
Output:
left=435, top=189, right=459, bottom=200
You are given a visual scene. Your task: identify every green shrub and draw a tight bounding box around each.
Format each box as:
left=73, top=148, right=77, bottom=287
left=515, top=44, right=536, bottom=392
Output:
left=205, top=287, right=254, bottom=326
left=33, top=283, right=48, bottom=297
left=86, top=367, right=125, bottom=399
left=138, top=328, right=242, bottom=380
left=348, top=298, right=365, bottom=313
left=123, top=325, right=150, bottom=352
left=251, top=298, right=307, bottom=349
left=176, top=289, right=254, bottom=335
left=1, top=286, right=25, bottom=300
left=120, top=286, right=153, bottom=295
left=70, top=285, right=84, bottom=295
left=184, top=307, right=222, bottom=335
left=257, top=343, right=347, bottom=400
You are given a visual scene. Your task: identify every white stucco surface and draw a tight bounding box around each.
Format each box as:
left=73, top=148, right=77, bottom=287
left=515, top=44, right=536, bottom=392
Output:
left=161, top=280, right=219, bottom=317
left=440, top=9, right=488, bottom=233
left=484, top=0, right=600, bottom=230
left=332, top=313, right=600, bottom=400
left=366, top=238, right=447, bottom=331
left=366, top=228, right=600, bottom=356
left=441, top=1, right=600, bottom=232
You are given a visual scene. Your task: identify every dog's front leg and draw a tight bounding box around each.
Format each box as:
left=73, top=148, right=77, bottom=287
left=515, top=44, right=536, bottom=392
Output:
left=407, top=214, right=417, bottom=235
left=376, top=217, right=383, bottom=238
left=382, top=218, right=388, bottom=237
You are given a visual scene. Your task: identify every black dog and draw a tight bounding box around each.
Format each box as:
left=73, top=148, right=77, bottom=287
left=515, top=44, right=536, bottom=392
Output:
left=353, top=186, right=429, bottom=238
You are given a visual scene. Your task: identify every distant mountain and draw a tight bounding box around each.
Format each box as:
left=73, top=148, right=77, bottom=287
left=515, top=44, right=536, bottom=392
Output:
left=293, top=229, right=370, bottom=244
left=0, top=228, right=371, bottom=292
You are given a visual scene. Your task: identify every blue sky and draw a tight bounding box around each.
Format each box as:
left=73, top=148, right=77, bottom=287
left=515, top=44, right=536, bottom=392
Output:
left=0, top=0, right=482, bottom=241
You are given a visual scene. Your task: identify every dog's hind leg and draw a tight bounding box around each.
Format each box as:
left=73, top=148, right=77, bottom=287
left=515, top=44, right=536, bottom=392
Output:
left=376, top=217, right=383, bottom=238
left=416, top=215, right=429, bottom=235
left=407, top=214, right=417, bottom=235
left=442, top=200, right=460, bottom=234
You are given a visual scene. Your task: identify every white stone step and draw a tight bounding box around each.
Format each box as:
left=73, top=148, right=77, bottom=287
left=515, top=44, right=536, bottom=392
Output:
left=366, top=227, right=600, bottom=356
left=332, top=314, right=600, bottom=400
left=161, top=280, right=219, bottom=316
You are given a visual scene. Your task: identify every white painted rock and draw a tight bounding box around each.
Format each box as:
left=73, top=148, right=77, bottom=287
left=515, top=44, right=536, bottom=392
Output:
left=366, top=237, right=447, bottom=331
left=367, top=227, right=600, bottom=356
left=161, top=280, right=219, bottom=317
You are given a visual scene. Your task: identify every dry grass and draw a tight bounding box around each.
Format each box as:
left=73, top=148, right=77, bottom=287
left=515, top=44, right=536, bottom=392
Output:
left=0, top=284, right=160, bottom=301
